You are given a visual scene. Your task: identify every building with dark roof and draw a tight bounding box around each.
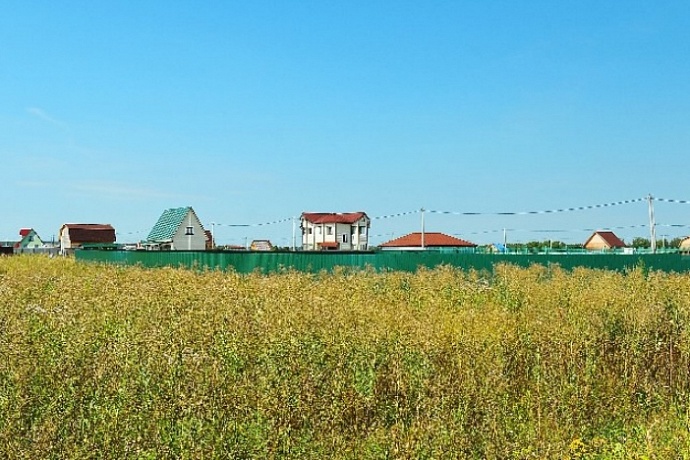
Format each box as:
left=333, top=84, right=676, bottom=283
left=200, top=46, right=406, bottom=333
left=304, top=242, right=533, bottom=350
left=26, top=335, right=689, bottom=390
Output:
left=59, top=224, right=116, bottom=255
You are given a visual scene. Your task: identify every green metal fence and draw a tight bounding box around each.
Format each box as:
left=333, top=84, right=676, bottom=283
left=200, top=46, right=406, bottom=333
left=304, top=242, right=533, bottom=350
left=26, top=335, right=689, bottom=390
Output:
left=75, top=249, right=690, bottom=274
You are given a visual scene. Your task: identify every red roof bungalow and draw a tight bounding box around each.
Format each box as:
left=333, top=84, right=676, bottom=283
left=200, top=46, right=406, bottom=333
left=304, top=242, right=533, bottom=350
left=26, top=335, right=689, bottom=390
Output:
left=583, top=231, right=627, bottom=251
left=59, top=224, right=116, bottom=254
left=379, top=232, right=477, bottom=251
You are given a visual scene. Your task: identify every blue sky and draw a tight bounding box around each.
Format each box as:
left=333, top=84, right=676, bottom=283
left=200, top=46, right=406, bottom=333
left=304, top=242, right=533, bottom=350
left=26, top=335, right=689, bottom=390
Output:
left=2, top=1, right=689, bottom=247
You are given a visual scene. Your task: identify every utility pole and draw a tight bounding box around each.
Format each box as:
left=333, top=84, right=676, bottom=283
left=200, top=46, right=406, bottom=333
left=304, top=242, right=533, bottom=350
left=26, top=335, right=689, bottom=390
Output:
left=211, top=222, right=215, bottom=249
left=420, top=208, right=425, bottom=249
left=291, top=216, right=296, bottom=251
left=648, top=194, right=657, bottom=253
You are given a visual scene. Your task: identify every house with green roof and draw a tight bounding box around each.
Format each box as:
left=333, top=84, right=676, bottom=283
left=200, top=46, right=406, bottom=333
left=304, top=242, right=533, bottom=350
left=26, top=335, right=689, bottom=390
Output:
left=146, top=207, right=208, bottom=250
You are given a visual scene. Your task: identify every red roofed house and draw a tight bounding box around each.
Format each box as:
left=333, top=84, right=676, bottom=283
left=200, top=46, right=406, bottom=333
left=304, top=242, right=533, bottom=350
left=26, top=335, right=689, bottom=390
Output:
left=583, top=231, right=627, bottom=251
left=15, top=228, right=44, bottom=251
left=301, top=212, right=370, bottom=251
left=59, top=224, right=116, bottom=255
left=379, top=232, right=477, bottom=251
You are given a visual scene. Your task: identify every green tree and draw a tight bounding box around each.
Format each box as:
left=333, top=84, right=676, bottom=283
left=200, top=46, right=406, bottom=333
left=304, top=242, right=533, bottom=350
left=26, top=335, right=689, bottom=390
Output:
left=631, top=237, right=651, bottom=248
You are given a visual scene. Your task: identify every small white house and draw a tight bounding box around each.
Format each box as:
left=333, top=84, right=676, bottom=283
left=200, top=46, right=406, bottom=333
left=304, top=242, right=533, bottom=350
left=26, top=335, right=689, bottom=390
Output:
left=301, top=212, right=370, bottom=251
left=146, top=206, right=207, bottom=251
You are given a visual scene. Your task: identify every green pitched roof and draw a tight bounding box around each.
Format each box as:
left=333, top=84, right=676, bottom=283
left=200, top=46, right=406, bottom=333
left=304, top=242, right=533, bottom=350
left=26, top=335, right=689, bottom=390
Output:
left=147, top=207, right=192, bottom=242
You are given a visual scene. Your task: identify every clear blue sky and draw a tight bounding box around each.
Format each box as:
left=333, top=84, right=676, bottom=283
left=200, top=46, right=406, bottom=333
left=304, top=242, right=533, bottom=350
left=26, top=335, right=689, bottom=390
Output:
left=2, top=1, right=689, bottom=247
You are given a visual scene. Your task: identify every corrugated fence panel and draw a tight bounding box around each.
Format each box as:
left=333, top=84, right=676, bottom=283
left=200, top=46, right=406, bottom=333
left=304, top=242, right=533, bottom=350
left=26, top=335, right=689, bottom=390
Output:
left=75, top=250, right=690, bottom=273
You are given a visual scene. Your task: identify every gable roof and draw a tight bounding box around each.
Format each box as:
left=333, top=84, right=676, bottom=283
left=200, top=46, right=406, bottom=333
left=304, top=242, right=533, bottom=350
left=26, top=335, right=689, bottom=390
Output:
left=584, top=231, right=626, bottom=248
left=250, top=240, right=274, bottom=251
left=147, top=207, right=203, bottom=242
left=16, top=228, right=42, bottom=248
left=301, top=212, right=368, bottom=225
left=380, top=232, right=476, bottom=248
left=61, top=224, right=116, bottom=244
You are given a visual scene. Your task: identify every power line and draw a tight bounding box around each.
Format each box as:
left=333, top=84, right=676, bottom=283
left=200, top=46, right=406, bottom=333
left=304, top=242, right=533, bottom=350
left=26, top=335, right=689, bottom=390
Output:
left=655, top=197, right=690, bottom=205
left=114, top=196, right=690, bottom=236
left=212, top=217, right=292, bottom=228
left=427, top=197, right=646, bottom=217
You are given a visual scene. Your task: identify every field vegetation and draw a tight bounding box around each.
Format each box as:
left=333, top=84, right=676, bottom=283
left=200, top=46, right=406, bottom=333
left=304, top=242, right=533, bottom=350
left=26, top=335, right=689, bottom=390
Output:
left=2, top=256, right=690, bottom=458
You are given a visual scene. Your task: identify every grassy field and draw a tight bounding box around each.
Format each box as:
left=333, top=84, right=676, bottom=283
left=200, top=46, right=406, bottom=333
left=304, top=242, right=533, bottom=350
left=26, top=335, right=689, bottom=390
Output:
left=2, top=256, right=690, bottom=458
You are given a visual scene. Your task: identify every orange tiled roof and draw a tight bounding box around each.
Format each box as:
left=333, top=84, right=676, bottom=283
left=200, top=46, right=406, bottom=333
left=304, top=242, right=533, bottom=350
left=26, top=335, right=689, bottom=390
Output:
left=380, top=232, right=476, bottom=248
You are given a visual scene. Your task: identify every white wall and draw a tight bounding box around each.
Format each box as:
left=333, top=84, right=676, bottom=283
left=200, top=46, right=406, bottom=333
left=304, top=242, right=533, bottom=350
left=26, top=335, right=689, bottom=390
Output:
left=301, top=216, right=370, bottom=250
left=172, top=210, right=207, bottom=250
left=59, top=226, right=71, bottom=253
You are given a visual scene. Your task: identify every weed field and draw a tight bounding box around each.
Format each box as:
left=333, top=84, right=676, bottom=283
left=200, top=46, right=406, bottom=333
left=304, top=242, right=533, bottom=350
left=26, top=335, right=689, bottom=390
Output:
left=2, top=256, right=690, bottom=458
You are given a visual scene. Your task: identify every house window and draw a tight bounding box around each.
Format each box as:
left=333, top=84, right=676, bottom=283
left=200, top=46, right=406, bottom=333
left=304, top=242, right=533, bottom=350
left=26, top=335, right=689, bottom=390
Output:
left=326, top=226, right=333, bottom=235
left=341, top=233, right=348, bottom=243
left=308, top=228, right=313, bottom=235
left=359, top=226, right=367, bottom=235
left=316, top=227, right=321, bottom=235
left=185, top=226, right=194, bottom=235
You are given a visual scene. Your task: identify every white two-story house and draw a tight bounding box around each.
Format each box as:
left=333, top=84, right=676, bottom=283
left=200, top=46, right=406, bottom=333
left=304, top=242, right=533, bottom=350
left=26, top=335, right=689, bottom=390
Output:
left=301, top=212, right=370, bottom=251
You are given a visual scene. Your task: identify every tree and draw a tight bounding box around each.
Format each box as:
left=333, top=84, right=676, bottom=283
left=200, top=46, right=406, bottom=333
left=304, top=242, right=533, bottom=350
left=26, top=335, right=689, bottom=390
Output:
left=668, top=237, right=683, bottom=248
left=631, top=237, right=651, bottom=248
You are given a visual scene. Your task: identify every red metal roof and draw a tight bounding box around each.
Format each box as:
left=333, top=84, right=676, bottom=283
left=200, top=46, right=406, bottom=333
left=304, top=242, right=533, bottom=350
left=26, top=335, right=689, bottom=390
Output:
left=301, top=212, right=368, bottom=224
left=380, top=232, right=476, bottom=248
left=61, top=224, right=116, bottom=244
left=584, top=231, right=626, bottom=249
left=19, top=228, right=32, bottom=237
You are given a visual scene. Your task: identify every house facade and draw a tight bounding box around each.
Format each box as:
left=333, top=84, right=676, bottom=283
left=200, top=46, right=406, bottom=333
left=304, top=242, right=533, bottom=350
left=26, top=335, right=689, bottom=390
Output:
left=583, top=231, right=627, bottom=251
left=379, top=232, right=477, bottom=251
left=15, top=228, right=44, bottom=250
left=680, top=236, right=690, bottom=252
left=59, top=224, right=116, bottom=254
left=250, top=240, right=273, bottom=251
left=301, top=212, right=370, bottom=251
left=146, top=206, right=207, bottom=251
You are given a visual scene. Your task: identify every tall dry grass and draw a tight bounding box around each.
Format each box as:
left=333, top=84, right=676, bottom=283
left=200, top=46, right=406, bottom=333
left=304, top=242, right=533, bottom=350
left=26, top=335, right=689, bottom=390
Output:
left=1, top=256, right=690, bottom=458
